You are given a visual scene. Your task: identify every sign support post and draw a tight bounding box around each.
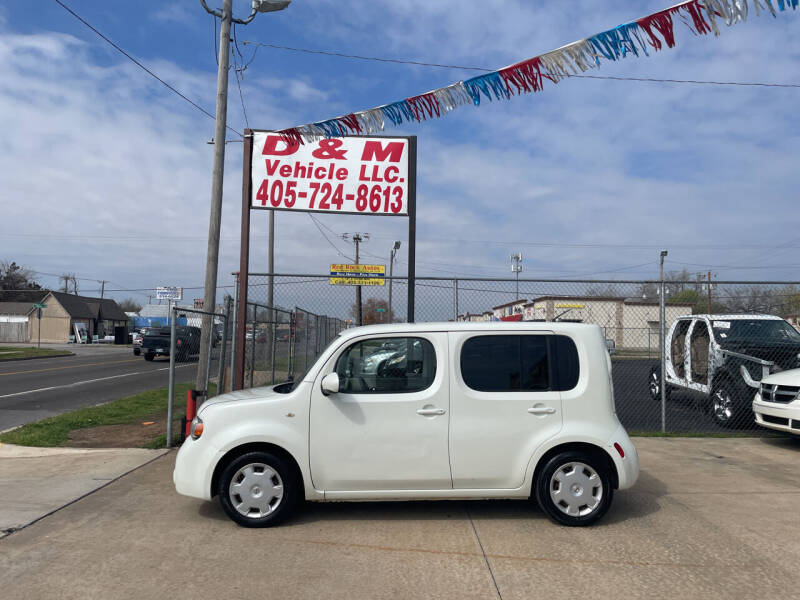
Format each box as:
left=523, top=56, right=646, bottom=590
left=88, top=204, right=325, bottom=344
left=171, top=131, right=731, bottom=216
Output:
left=235, top=130, right=253, bottom=391
left=407, top=137, right=417, bottom=323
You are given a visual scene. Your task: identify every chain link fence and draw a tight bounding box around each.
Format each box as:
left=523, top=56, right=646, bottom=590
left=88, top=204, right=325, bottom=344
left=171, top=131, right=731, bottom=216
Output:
left=165, top=303, right=231, bottom=447
left=231, top=273, right=800, bottom=436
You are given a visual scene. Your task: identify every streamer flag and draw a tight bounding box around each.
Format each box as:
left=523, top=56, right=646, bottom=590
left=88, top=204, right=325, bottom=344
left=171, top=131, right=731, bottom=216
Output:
left=277, top=0, right=797, bottom=143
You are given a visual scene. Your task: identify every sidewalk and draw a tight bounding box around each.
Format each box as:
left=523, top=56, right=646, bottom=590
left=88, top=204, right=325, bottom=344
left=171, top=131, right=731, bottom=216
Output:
left=0, top=443, right=167, bottom=537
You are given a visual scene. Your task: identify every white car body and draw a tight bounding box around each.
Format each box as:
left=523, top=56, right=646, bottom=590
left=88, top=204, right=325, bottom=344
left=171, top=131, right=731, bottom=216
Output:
left=752, top=368, right=800, bottom=435
left=174, top=322, right=638, bottom=523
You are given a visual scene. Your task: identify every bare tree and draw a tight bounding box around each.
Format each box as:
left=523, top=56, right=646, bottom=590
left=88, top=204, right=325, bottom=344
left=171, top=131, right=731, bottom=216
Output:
left=118, top=298, right=143, bottom=313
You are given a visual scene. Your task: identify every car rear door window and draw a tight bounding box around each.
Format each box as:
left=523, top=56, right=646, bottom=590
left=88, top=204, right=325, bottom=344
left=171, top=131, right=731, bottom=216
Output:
left=461, top=334, right=578, bottom=392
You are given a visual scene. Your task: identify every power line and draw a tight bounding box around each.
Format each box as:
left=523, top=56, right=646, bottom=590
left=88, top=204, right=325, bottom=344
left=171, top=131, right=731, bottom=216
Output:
left=54, top=0, right=243, bottom=138
left=307, top=214, right=354, bottom=261
left=232, top=24, right=250, bottom=130
left=242, top=41, right=800, bottom=89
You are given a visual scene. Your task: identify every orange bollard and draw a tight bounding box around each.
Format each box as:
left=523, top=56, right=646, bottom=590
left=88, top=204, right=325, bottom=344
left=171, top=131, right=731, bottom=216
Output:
left=185, top=390, right=197, bottom=439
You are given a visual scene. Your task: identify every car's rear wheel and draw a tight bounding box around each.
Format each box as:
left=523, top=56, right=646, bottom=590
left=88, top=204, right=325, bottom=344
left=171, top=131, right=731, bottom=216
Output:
left=535, top=451, right=613, bottom=527
left=218, top=451, right=299, bottom=527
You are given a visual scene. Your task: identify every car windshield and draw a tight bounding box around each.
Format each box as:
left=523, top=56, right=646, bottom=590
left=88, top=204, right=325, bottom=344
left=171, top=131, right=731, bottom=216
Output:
left=712, top=319, right=800, bottom=344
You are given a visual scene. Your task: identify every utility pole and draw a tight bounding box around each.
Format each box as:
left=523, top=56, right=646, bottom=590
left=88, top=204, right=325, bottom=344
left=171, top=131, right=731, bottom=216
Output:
left=388, top=241, right=400, bottom=324
left=195, top=0, right=291, bottom=395
left=100, top=280, right=106, bottom=299
left=343, top=233, right=368, bottom=325
left=659, top=250, right=668, bottom=433
left=511, top=253, right=523, bottom=300
left=707, top=271, right=712, bottom=314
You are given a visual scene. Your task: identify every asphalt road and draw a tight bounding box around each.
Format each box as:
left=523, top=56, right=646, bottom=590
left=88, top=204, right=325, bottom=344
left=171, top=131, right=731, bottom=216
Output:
left=0, top=346, right=213, bottom=432
left=611, top=358, right=763, bottom=433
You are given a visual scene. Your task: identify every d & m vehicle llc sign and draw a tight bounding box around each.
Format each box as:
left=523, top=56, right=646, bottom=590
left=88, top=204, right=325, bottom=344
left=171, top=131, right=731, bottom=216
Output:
left=250, top=134, right=410, bottom=216
left=330, top=264, right=386, bottom=286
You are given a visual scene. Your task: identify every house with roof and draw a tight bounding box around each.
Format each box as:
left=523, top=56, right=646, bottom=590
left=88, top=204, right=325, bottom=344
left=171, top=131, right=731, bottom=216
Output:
left=492, top=299, right=527, bottom=321
left=22, top=292, right=129, bottom=343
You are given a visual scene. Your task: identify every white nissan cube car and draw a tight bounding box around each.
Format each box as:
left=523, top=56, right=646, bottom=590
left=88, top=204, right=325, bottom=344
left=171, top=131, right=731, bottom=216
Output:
left=174, top=322, right=638, bottom=527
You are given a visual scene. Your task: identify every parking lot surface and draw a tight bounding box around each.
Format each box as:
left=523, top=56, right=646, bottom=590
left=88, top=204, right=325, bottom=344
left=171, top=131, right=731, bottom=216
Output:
left=1, top=437, right=798, bottom=600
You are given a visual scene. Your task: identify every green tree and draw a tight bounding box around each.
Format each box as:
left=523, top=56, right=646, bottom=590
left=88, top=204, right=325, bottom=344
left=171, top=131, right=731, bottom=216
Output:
left=0, top=261, right=45, bottom=302
left=118, top=298, right=143, bottom=313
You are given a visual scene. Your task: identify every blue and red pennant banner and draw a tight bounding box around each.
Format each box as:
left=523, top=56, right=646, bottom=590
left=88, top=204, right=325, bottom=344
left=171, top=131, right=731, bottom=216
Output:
left=277, top=0, right=797, bottom=144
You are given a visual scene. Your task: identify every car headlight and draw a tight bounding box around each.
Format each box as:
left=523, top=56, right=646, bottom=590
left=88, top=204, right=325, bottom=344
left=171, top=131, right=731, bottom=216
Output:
left=190, top=415, right=204, bottom=440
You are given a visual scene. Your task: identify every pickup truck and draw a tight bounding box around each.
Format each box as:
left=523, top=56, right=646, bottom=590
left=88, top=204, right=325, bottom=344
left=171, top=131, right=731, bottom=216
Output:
left=141, top=326, right=202, bottom=361
left=649, top=314, right=800, bottom=428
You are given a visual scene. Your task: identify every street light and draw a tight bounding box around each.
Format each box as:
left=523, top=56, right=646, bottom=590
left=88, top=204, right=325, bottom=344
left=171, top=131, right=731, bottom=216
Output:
left=195, top=0, right=291, bottom=397
left=389, top=241, right=401, bottom=323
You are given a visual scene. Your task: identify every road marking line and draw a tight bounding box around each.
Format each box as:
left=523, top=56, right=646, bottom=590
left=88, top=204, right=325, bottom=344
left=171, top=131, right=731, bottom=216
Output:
left=0, top=364, right=195, bottom=399
left=0, top=358, right=141, bottom=377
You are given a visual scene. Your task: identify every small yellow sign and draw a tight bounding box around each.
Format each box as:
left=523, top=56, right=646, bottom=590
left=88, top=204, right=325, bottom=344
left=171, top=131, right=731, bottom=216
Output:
left=330, top=264, right=386, bottom=286
left=555, top=303, right=585, bottom=309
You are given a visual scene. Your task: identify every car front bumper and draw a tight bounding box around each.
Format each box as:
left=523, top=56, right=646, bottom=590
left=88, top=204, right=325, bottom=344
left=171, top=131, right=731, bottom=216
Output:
left=173, top=436, right=222, bottom=501
left=752, top=397, right=800, bottom=435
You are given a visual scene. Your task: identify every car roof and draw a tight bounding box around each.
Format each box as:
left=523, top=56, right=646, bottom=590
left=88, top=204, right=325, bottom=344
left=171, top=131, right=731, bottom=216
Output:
left=337, top=321, right=599, bottom=341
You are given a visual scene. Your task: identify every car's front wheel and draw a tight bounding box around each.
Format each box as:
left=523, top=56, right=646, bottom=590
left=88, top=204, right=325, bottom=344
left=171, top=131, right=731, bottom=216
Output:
left=144, top=352, right=154, bottom=361
left=710, top=380, right=749, bottom=429
left=535, top=451, right=613, bottom=526
left=218, top=451, right=299, bottom=527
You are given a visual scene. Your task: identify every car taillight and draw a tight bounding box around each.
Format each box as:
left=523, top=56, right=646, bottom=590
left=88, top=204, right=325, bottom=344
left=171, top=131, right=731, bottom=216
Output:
left=177, top=339, right=182, bottom=346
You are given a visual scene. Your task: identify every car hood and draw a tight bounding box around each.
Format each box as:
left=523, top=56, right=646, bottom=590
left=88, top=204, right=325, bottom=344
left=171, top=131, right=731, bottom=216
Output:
left=198, top=385, right=286, bottom=414
left=760, top=368, right=800, bottom=386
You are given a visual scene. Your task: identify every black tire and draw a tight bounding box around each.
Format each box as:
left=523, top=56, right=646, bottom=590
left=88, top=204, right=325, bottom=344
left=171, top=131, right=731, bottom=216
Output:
left=710, top=378, right=751, bottom=429
left=133, top=348, right=140, bottom=356
left=535, top=450, right=613, bottom=527
left=648, top=366, right=671, bottom=401
left=144, top=352, right=155, bottom=362
left=218, top=451, right=299, bottom=528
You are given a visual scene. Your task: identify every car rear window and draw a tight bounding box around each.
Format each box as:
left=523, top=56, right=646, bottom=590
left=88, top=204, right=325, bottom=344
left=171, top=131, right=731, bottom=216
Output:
left=460, top=334, right=579, bottom=392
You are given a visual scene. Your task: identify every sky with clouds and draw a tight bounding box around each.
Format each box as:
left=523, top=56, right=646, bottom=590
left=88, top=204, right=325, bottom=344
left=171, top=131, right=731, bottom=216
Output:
left=1, top=0, right=799, bottom=308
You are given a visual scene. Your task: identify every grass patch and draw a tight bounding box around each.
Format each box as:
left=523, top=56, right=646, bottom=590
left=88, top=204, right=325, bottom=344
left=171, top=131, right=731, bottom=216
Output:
left=0, top=346, right=73, bottom=360
left=0, top=382, right=215, bottom=447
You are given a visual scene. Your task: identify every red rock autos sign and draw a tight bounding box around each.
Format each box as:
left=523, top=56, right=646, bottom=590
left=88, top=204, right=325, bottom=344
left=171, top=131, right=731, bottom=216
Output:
left=250, top=133, right=410, bottom=216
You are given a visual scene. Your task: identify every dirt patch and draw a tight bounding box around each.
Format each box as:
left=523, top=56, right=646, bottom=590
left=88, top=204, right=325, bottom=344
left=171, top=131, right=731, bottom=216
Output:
left=65, top=412, right=183, bottom=448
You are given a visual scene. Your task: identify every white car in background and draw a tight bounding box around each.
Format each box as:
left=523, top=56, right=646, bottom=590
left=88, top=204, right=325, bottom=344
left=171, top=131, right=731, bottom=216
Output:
left=173, top=322, right=638, bottom=528
left=753, top=368, right=800, bottom=435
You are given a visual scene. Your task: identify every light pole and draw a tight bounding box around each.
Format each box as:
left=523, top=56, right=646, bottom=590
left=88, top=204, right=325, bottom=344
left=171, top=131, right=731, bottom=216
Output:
left=195, top=0, right=291, bottom=396
left=388, top=241, right=401, bottom=324
left=511, top=253, right=523, bottom=300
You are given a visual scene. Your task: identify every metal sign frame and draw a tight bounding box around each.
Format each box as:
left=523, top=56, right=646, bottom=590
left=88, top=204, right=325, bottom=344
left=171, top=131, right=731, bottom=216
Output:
left=235, top=129, right=417, bottom=390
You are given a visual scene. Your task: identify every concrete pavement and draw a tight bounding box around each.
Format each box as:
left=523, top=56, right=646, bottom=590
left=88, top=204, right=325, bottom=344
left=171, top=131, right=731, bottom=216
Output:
left=1, top=436, right=799, bottom=599
left=0, top=443, right=167, bottom=537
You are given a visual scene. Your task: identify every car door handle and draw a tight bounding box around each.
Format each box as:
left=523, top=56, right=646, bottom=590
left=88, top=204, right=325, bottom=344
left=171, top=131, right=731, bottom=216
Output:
left=417, top=407, right=446, bottom=416
left=528, top=406, right=556, bottom=415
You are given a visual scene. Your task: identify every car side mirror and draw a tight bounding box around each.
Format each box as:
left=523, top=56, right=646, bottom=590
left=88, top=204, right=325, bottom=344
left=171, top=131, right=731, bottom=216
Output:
left=321, top=372, right=340, bottom=396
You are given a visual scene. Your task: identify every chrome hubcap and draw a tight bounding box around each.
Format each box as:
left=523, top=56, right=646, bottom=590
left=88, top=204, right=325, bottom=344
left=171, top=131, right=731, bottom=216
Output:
left=649, top=372, right=660, bottom=398
left=549, top=462, right=603, bottom=517
left=228, top=463, right=283, bottom=518
left=713, top=389, right=733, bottom=422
